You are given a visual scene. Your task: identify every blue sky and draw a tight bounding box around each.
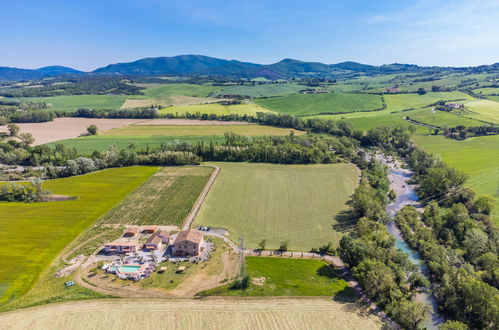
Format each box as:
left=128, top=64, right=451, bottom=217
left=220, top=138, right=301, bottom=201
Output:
left=1, top=0, right=498, bottom=70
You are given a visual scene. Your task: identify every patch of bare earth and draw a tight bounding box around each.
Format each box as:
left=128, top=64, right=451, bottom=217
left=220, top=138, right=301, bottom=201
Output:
left=135, top=119, right=255, bottom=126
left=0, top=118, right=143, bottom=145
left=0, top=298, right=388, bottom=329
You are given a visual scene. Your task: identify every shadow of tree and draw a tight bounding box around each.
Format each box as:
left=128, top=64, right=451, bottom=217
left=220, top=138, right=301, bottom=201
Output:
left=332, top=210, right=357, bottom=233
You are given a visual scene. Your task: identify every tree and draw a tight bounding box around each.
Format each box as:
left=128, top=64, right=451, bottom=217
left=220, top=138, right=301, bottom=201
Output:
left=87, top=124, right=98, bottom=135
left=391, top=300, right=430, bottom=330
left=258, top=239, right=267, bottom=251
left=18, top=132, right=35, bottom=146
left=439, top=320, right=469, bottom=330
left=7, top=123, right=20, bottom=137
left=278, top=241, right=289, bottom=252
left=417, top=87, right=427, bottom=95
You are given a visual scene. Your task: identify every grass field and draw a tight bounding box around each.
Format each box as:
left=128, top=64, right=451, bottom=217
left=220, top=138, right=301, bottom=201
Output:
left=204, top=257, right=353, bottom=297
left=0, top=299, right=386, bottom=329
left=0, top=167, right=158, bottom=305
left=255, top=93, right=383, bottom=116
left=141, top=83, right=222, bottom=98
left=100, top=124, right=304, bottom=136
left=159, top=102, right=274, bottom=116
left=195, top=162, right=360, bottom=250
left=20, top=95, right=127, bottom=112
left=47, top=135, right=226, bottom=154
left=97, top=166, right=212, bottom=227
left=472, top=87, right=499, bottom=95
left=413, top=135, right=499, bottom=225
left=214, top=83, right=305, bottom=97
left=384, top=92, right=474, bottom=111
left=405, top=107, right=486, bottom=128
left=463, top=99, right=499, bottom=124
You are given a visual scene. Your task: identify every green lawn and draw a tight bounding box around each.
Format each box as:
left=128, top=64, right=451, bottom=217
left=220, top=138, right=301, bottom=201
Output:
left=384, top=92, right=474, bottom=111
left=47, top=135, right=227, bottom=154
left=413, top=135, right=499, bottom=225
left=202, top=257, right=354, bottom=297
left=195, top=162, right=360, bottom=250
left=463, top=99, right=499, bottom=124
left=20, top=95, right=127, bottom=112
left=141, top=83, right=222, bottom=98
left=97, top=166, right=213, bottom=227
left=159, top=103, right=274, bottom=116
left=0, top=167, right=158, bottom=305
left=255, top=93, right=383, bottom=116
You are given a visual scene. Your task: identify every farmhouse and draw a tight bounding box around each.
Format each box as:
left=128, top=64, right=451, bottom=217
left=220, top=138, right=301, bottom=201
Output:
left=104, top=241, right=140, bottom=253
left=144, top=231, right=163, bottom=250
left=172, top=229, right=204, bottom=257
left=123, top=227, right=138, bottom=237
left=444, top=103, right=463, bottom=110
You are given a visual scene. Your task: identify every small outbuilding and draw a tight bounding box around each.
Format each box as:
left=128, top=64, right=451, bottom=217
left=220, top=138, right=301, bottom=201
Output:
left=144, top=232, right=163, bottom=250
left=123, top=227, right=139, bottom=237
left=104, top=241, right=140, bottom=253
left=142, top=226, right=157, bottom=234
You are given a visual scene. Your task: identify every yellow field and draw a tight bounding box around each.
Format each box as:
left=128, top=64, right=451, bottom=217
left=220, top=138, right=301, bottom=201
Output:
left=0, top=299, right=386, bottom=329
left=100, top=124, right=304, bottom=136
left=159, top=102, right=275, bottom=116
left=464, top=99, right=499, bottom=124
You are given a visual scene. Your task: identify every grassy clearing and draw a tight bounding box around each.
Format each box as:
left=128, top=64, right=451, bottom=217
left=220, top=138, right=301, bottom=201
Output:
left=141, top=83, right=222, bottom=98
left=20, top=95, right=126, bottom=112
left=0, top=298, right=386, bottom=329
left=101, top=124, right=303, bottom=136
left=405, top=107, right=486, bottom=128
left=195, top=162, right=359, bottom=250
left=464, top=99, right=499, bottom=124
left=413, top=135, right=499, bottom=225
left=384, top=92, right=474, bottom=111
left=47, top=135, right=226, bottom=154
left=97, top=166, right=212, bottom=227
left=214, top=83, right=304, bottom=97
left=0, top=167, right=158, bottom=305
left=159, top=102, right=274, bottom=116
left=255, top=93, right=383, bottom=116
left=203, top=257, right=354, bottom=297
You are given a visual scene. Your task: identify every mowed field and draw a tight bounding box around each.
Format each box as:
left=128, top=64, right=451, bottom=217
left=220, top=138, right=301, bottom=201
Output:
left=97, top=166, right=213, bottom=227
left=384, top=91, right=474, bottom=111
left=214, top=83, right=305, bottom=97
left=255, top=93, right=383, bottom=116
left=0, top=298, right=386, bottom=330
left=159, top=102, right=274, bottom=116
left=413, top=135, right=499, bottom=225
left=140, top=83, right=222, bottom=98
left=195, top=162, right=360, bottom=250
left=20, top=95, right=127, bottom=112
left=464, top=99, right=499, bottom=124
left=0, top=167, right=158, bottom=304
left=205, top=257, right=353, bottom=297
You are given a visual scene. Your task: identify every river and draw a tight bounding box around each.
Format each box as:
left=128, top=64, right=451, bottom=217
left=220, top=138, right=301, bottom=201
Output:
left=378, top=154, right=444, bottom=329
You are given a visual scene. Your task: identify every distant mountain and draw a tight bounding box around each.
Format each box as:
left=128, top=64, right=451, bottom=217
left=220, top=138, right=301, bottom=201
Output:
left=0, top=66, right=81, bottom=81
left=1, top=55, right=498, bottom=81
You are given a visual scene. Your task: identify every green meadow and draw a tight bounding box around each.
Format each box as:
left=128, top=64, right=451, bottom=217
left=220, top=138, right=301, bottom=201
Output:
left=384, top=91, right=473, bottom=111
left=195, top=162, right=359, bottom=250
left=141, top=83, right=222, bottom=98
left=214, top=83, right=305, bottom=97
left=21, top=95, right=127, bottom=112
left=464, top=99, right=499, bottom=124
left=0, top=167, right=158, bottom=305
left=202, top=257, right=353, bottom=297
left=413, top=135, right=499, bottom=225
left=159, top=102, right=274, bottom=116
left=405, top=107, right=486, bottom=128
left=255, top=93, right=383, bottom=116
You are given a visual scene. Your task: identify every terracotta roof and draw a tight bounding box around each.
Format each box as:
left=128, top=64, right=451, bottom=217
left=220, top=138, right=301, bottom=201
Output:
left=105, top=240, right=139, bottom=247
left=125, top=227, right=139, bottom=234
left=174, top=229, right=203, bottom=244
left=158, top=230, right=169, bottom=237
left=145, top=232, right=162, bottom=246
left=143, top=226, right=157, bottom=231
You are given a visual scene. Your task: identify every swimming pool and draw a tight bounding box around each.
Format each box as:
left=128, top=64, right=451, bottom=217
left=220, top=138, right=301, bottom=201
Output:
left=119, top=265, right=141, bottom=273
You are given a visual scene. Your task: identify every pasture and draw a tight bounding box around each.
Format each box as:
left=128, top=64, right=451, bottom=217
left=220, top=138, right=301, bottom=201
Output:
left=140, top=83, right=222, bottom=98
left=464, top=99, right=499, bottom=124
left=214, top=83, right=304, bottom=97
left=100, top=124, right=304, bottom=136
left=204, top=257, right=353, bottom=297
left=384, top=91, right=474, bottom=111
left=255, top=93, right=383, bottom=116
left=405, top=107, right=486, bottom=128
left=0, top=167, right=158, bottom=305
left=413, top=135, right=499, bottom=225
left=0, top=298, right=386, bottom=329
left=194, top=162, right=360, bottom=250
left=97, top=166, right=213, bottom=227
left=20, top=95, right=126, bottom=112
left=159, top=102, right=274, bottom=116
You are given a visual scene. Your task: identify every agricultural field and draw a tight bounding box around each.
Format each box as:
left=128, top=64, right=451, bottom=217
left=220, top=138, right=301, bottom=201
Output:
left=159, top=102, right=274, bottom=116
left=384, top=91, right=474, bottom=111
left=413, top=135, right=499, bottom=225
left=97, top=166, right=213, bottom=227
left=140, top=83, right=222, bottom=98
left=255, top=93, right=383, bottom=116
left=473, top=87, right=499, bottom=95
left=195, top=162, right=360, bottom=250
left=213, top=83, right=305, bottom=97
left=19, top=95, right=127, bottom=112
left=0, top=167, right=158, bottom=305
left=204, top=257, right=353, bottom=297
left=404, top=107, right=486, bottom=128
left=463, top=99, right=499, bottom=124
left=0, top=299, right=387, bottom=329
left=100, top=124, right=303, bottom=137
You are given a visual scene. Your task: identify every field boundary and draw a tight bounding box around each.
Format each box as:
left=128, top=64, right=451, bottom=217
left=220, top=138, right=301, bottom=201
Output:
left=182, top=165, right=220, bottom=230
